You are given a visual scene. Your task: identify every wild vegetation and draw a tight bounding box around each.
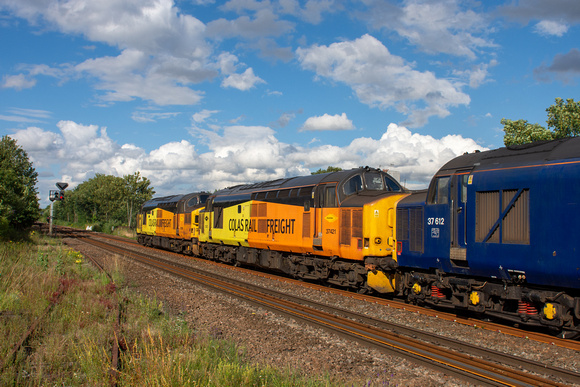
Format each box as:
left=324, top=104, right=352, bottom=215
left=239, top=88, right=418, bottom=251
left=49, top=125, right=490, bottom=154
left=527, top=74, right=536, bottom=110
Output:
left=0, top=232, right=330, bottom=386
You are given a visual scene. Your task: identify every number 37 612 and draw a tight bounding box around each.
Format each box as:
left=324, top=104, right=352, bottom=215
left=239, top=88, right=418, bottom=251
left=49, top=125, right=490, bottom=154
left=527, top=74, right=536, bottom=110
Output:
left=427, top=217, right=445, bottom=226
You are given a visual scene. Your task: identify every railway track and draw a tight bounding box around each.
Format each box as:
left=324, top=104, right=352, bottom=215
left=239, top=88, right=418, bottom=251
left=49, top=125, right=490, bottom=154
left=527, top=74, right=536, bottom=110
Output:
left=53, top=225, right=580, bottom=350
left=254, top=273, right=580, bottom=351
left=65, top=229, right=580, bottom=386
left=197, top=260, right=580, bottom=351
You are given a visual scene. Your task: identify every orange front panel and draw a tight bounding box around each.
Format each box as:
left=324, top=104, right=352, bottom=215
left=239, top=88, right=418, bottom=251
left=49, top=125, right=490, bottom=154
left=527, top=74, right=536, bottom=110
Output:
left=176, top=213, right=191, bottom=240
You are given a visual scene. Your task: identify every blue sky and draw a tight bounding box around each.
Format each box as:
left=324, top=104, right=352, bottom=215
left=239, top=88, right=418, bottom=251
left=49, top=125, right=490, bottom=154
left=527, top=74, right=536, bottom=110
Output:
left=1, top=0, right=579, bottom=207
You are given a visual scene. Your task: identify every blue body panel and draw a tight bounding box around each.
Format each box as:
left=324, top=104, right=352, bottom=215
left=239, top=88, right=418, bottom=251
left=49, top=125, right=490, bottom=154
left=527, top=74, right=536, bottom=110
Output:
left=465, top=161, right=580, bottom=288
left=397, top=139, right=580, bottom=290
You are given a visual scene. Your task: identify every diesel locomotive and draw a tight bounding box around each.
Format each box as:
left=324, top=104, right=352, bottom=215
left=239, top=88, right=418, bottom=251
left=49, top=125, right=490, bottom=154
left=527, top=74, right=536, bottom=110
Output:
left=137, top=137, right=580, bottom=335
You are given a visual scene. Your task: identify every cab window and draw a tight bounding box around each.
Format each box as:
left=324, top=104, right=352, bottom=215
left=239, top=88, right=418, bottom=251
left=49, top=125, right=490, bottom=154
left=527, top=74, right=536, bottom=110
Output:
left=317, top=184, right=337, bottom=207
left=343, top=175, right=363, bottom=196
left=325, top=186, right=337, bottom=207
left=365, top=172, right=384, bottom=190
left=384, top=175, right=402, bottom=192
left=428, top=176, right=450, bottom=204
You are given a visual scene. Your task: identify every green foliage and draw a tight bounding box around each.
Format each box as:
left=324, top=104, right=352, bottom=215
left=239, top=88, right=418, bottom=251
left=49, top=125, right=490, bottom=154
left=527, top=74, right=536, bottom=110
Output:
left=546, top=98, right=580, bottom=139
left=311, top=166, right=343, bottom=175
left=501, top=119, right=554, bottom=146
left=0, top=136, right=39, bottom=234
left=123, top=171, right=155, bottom=228
left=53, top=172, right=154, bottom=230
left=502, top=98, right=580, bottom=146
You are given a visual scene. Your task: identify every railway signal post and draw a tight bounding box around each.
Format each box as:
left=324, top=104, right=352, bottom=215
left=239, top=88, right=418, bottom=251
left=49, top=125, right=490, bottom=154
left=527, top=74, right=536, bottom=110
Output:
left=48, top=182, right=68, bottom=235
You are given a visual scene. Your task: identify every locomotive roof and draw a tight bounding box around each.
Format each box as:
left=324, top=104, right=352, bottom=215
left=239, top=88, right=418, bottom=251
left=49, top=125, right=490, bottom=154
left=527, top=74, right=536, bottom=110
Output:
left=141, top=192, right=208, bottom=211
left=142, top=194, right=185, bottom=208
left=215, top=167, right=392, bottom=196
left=436, top=136, right=580, bottom=176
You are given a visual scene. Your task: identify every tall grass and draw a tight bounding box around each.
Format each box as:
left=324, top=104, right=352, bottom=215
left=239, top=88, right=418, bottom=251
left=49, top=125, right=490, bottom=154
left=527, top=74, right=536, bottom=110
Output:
left=0, top=232, right=331, bottom=386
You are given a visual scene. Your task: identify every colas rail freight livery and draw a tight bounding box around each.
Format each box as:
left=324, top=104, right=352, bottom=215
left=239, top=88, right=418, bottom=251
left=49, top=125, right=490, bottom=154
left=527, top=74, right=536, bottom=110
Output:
left=137, top=137, right=580, bottom=336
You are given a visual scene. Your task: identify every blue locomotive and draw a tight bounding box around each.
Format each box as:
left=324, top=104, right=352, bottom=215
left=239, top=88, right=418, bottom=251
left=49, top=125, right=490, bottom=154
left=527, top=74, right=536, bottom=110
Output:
left=396, top=137, right=580, bottom=335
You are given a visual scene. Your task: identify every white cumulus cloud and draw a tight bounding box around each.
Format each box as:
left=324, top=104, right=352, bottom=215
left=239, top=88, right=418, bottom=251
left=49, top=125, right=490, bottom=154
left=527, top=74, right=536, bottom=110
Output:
left=2, top=74, right=36, bottom=90
left=296, top=34, right=470, bottom=127
left=221, top=68, right=266, bottom=91
left=363, top=0, right=495, bottom=59
left=11, top=120, right=486, bottom=207
left=300, top=113, right=354, bottom=131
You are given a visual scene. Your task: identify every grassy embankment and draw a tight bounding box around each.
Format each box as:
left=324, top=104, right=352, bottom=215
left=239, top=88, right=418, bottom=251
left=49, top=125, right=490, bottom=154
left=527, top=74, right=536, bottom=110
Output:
left=0, top=231, right=331, bottom=386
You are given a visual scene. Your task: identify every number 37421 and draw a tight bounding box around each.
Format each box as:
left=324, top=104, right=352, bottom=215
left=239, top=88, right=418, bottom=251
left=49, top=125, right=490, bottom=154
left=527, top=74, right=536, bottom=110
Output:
left=427, top=217, right=444, bottom=226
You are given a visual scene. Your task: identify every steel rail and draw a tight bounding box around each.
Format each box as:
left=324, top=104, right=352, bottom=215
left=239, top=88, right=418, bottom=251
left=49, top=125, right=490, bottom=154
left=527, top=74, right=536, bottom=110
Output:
left=73, top=234, right=578, bottom=387
left=207, top=261, right=580, bottom=351
left=87, top=227, right=580, bottom=351
left=59, top=224, right=580, bottom=350
left=85, top=232, right=579, bottom=383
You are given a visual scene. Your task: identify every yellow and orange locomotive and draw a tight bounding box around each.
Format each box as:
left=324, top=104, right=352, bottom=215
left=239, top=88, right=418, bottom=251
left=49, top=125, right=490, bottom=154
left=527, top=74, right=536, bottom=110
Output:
left=137, top=167, right=406, bottom=293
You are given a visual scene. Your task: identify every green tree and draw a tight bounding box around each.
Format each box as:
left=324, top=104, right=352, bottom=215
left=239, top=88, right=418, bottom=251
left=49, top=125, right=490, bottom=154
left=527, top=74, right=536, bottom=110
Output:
left=0, top=136, right=39, bottom=234
left=502, top=98, right=580, bottom=146
left=546, top=98, right=580, bottom=139
left=501, top=119, right=554, bottom=146
left=311, top=166, right=343, bottom=175
left=123, top=172, right=155, bottom=228
left=53, top=172, right=155, bottom=229
left=55, top=174, right=124, bottom=226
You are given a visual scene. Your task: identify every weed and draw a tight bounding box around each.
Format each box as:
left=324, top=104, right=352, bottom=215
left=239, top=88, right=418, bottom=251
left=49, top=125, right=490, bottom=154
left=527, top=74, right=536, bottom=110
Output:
left=36, top=251, right=49, bottom=269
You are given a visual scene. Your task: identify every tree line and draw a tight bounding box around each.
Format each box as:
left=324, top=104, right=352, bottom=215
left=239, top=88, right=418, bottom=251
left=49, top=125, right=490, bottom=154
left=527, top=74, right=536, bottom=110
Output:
left=0, top=136, right=39, bottom=236
left=50, top=172, right=155, bottom=230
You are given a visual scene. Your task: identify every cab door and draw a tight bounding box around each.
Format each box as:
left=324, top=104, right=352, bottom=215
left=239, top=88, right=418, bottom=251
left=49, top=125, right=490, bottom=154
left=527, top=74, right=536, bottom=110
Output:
left=313, top=184, right=338, bottom=254
left=450, top=172, right=470, bottom=263
left=205, top=198, right=214, bottom=240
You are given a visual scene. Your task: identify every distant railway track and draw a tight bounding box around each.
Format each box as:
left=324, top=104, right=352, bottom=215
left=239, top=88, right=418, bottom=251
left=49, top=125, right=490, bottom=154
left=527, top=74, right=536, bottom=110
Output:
left=60, top=227, right=580, bottom=386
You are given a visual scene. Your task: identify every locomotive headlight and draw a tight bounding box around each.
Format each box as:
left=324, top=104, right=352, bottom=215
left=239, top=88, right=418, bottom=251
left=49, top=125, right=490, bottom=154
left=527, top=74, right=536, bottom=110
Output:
left=374, top=237, right=382, bottom=245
